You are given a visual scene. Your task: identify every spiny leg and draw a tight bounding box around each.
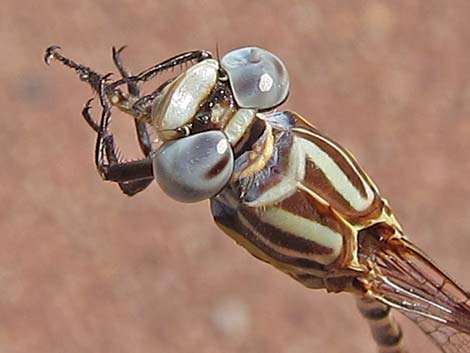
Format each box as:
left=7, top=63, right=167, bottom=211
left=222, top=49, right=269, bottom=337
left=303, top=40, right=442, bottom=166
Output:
left=45, top=45, right=108, bottom=95
left=112, top=46, right=140, bottom=96
left=102, top=133, right=154, bottom=195
left=109, top=50, right=212, bottom=89
left=111, top=46, right=154, bottom=193
left=112, top=46, right=153, bottom=156
left=45, top=46, right=132, bottom=116
left=82, top=79, right=154, bottom=196
left=45, top=46, right=155, bottom=196
left=45, top=46, right=212, bottom=115
left=47, top=46, right=212, bottom=122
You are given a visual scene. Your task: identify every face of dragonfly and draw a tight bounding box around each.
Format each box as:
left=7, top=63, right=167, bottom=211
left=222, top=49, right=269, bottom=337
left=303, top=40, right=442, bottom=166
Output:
left=150, top=47, right=290, bottom=203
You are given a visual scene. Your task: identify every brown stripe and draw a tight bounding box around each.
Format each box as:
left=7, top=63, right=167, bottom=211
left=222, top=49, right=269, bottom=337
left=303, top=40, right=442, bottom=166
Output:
left=241, top=206, right=334, bottom=256
left=211, top=195, right=326, bottom=273
left=295, top=129, right=371, bottom=212
left=297, top=128, right=367, bottom=196
left=278, top=184, right=354, bottom=239
left=292, top=126, right=384, bottom=225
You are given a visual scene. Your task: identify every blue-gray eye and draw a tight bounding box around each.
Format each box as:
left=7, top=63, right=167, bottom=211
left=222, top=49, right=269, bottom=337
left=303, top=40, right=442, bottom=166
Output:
left=153, top=130, right=234, bottom=203
left=220, top=47, right=290, bottom=110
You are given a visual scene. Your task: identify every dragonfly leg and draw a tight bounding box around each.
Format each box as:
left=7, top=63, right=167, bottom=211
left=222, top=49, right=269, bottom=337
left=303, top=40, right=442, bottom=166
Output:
left=82, top=80, right=154, bottom=196
left=109, top=50, right=213, bottom=88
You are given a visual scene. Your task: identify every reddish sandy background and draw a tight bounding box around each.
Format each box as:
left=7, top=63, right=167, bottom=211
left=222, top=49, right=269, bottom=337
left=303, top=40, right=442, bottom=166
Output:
left=2, top=1, right=470, bottom=353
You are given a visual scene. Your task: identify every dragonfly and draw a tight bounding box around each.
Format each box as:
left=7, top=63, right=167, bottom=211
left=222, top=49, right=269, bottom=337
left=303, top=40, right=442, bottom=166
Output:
left=44, top=45, right=470, bottom=353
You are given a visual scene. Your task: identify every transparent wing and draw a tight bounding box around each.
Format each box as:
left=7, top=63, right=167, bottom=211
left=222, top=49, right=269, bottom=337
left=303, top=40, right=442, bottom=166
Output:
left=359, top=231, right=470, bottom=353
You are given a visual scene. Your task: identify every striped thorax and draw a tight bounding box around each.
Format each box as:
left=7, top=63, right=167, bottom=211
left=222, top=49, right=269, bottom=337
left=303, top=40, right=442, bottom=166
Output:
left=211, top=111, right=401, bottom=290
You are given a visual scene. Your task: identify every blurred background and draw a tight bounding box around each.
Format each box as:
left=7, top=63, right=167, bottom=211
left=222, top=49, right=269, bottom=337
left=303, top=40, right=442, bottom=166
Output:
left=2, top=1, right=470, bottom=352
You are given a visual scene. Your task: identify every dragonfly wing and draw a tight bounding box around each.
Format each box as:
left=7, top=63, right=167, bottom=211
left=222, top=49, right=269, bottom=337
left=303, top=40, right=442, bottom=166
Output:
left=358, top=228, right=470, bottom=353
left=403, top=311, right=470, bottom=353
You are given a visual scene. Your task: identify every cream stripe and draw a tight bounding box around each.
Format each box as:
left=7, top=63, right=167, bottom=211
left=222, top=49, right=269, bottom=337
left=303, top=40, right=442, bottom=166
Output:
left=296, top=135, right=375, bottom=211
left=218, top=192, right=337, bottom=274
left=238, top=208, right=337, bottom=270
left=260, top=207, right=342, bottom=265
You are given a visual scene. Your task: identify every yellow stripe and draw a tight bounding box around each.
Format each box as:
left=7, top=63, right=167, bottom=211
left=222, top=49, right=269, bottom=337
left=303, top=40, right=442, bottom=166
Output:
left=260, top=207, right=342, bottom=265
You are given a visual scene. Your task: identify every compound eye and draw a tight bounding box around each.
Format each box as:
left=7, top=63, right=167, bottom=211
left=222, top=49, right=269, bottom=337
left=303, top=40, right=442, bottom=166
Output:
left=220, top=47, right=289, bottom=110
left=153, top=130, right=234, bottom=203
